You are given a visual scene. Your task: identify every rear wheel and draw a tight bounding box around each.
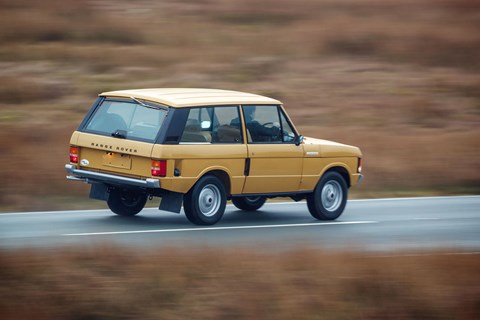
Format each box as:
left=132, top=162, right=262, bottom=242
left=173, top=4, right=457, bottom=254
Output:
left=307, top=171, right=348, bottom=220
left=184, top=175, right=227, bottom=225
left=232, top=196, right=266, bottom=211
left=107, top=188, right=147, bottom=216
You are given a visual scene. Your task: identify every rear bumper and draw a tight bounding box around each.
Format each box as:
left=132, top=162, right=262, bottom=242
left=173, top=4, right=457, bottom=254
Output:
left=65, top=164, right=160, bottom=189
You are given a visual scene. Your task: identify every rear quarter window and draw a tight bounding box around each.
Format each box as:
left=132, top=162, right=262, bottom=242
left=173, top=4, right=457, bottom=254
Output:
left=180, top=106, right=243, bottom=144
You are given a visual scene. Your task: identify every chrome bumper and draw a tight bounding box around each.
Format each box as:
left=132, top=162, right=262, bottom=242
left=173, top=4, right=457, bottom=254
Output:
left=65, top=164, right=160, bottom=189
left=357, top=174, right=364, bottom=184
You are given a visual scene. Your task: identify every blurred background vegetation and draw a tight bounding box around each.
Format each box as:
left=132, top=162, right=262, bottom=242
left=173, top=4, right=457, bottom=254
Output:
left=0, top=0, right=479, bottom=211
left=1, top=247, right=478, bottom=319
left=1, top=2, right=479, bottom=319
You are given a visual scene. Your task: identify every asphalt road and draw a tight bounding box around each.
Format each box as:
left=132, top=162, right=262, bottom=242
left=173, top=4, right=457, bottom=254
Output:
left=1, top=196, right=479, bottom=251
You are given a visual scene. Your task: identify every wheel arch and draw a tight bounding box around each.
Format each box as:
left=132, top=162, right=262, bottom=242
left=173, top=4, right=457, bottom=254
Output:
left=320, top=164, right=351, bottom=188
left=205, top=169, right=231, bottom=195
left=188, top=168, right=232, bottom=196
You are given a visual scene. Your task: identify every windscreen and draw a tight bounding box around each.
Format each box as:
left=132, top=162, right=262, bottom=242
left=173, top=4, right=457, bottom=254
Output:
left=84, top=99, right=168, bottom=142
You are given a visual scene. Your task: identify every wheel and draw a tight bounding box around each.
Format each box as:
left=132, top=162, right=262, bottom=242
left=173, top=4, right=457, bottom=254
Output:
left=183, top=175, right=227, bottom=225
left=107, top=188, right=147, bottom=216
left=232, top=196, right=266, bottom=211
left=307, top=171, right=348, bottom=220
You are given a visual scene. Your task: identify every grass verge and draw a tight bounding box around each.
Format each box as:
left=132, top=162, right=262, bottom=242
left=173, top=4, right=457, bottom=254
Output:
left=0, top=246, right=479, bottom=319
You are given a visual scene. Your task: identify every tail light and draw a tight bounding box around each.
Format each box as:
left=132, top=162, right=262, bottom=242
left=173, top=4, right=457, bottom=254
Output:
left=357, top=158, right=363, bottom=173
left=151, top=160, right=167, bottom=177
left=69, top=146, right=79, bottom=163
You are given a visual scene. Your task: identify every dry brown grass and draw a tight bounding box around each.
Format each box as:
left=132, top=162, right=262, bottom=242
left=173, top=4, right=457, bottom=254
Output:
left=0, top=0, right=479, bottom=211
left=0, top=247, right=479, bottom=319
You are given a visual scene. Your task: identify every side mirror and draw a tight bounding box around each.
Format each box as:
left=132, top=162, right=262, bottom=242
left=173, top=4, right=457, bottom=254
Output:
left=295, top=134, right=304, bottom=146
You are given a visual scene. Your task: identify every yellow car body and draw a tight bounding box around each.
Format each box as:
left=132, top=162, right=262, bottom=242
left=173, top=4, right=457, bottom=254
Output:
left=66, top=88, right=362, bottom=225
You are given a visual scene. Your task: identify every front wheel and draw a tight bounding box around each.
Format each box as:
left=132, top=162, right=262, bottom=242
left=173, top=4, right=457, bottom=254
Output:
left=183, top=175, right=227, bottom=225
left=107, top=188, right=147, bottom=216
left=307, top=171, right=348, bottom=220
left=232, top=196, right=266, bottom=211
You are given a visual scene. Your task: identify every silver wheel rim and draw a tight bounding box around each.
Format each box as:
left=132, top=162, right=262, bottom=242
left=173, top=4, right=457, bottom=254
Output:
left=198, top=184, right=221, bottom=217
left=245, top=196, right=262, bottom=204
left=321, top=180, right=342, bottom=212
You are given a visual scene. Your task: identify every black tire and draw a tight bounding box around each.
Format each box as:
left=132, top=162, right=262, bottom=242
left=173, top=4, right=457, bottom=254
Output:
left=232, top=196, right=267, bottom=211
left=307, top=171, right=348, bottom=220
left=107, top=188, right=147, bottom=217
left=183, top=175, right=227, bottom=225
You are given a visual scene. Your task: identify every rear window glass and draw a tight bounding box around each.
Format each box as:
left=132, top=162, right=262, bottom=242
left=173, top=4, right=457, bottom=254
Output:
left=84, top=99, right=168, bottom=142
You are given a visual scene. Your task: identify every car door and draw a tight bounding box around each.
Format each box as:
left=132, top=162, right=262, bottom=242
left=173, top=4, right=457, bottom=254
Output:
left=174, top=105, right=248, bottom=195
left=241, top=105, right=304, bottom=194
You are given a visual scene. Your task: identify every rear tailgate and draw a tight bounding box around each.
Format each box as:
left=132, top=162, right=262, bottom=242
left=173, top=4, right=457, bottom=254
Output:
left=69, top=97, right=170, bottom=178
left=73, top=132, right=153, bottom=178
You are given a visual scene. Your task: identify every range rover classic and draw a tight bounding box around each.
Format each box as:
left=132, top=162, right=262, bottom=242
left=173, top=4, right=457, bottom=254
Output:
left=66, top=88, right=363, bottom=225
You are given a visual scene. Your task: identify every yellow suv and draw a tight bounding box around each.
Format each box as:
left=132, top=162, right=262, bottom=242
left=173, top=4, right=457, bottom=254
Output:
left=66, top=88, right=363, bottom=225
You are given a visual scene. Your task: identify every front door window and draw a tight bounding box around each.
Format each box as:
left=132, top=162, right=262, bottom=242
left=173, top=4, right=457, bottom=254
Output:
left=242, top=105, right=296, bottom=143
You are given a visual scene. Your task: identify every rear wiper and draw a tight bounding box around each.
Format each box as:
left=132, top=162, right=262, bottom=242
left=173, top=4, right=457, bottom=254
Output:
left=111, top=130, right=127, bottom=139
left=130, top=96, right=164, bottom=110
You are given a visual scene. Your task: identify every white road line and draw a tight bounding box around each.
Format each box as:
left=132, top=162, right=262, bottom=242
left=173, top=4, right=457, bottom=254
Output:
left=62, top=221, right=378, bottom=237
left=349, top=195, right=480, bottom=202
left=0, top=209, right=113, bottom=216
left=376, top=251, right=480, bottom=258
left=1, top=195, right=478, bottom=216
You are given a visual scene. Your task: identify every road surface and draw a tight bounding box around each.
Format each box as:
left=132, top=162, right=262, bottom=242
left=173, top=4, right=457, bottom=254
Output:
left=1, top=196, right=479, bottom=251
